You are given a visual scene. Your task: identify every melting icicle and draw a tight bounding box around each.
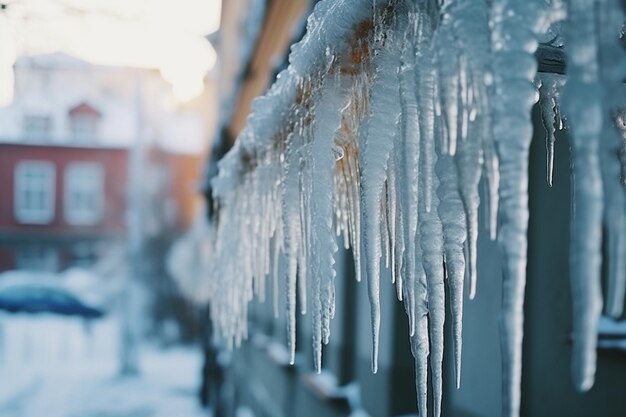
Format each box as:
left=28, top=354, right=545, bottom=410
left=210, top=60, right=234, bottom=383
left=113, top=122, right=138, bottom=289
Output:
left=410, top=238, right=430, bottom=417
left=455, top=127, right=482, bottom=300
left=419, top=151, right=445, bottom=417
left=436, top=153, right=466, bottom=388
left=359, top=41, right=402, bottom=374
left=597, top=2, right=626, bottom=320
left=562, top=0, right=604, bottom=392
left=607, top=111, right=626, bottom=317
left=282, top=129, right=304, bottom=363
left=490, top=0, right=551, bottom=415
left=309, top=72, right=349, bottom=372
left=537, top=73, right=565, bottom=187
left=418, top=61, right=436, bottom=215
left=397, top=32, right=420, bottom=322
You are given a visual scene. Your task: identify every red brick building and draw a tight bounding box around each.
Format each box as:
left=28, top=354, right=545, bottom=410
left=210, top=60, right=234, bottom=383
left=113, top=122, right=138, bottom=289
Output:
left=0, top=143, right=129, bottom=272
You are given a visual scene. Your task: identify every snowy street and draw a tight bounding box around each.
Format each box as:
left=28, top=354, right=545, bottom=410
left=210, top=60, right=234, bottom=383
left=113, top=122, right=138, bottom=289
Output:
left=0, top=314, right=208, bottom=417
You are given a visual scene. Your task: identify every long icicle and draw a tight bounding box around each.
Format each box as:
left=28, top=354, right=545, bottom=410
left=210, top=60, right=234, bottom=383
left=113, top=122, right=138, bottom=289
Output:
left=310, top=71, right=350, bottom=372
left=490, top=0, right=551, bottom=415
left=562, top=0, right=604, bottom=392
left=359, top=38, right=403, bottom=374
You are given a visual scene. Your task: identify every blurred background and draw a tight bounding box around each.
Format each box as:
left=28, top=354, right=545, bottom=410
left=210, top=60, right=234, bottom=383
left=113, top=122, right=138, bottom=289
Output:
left=0, top=1, right=625, bottom=417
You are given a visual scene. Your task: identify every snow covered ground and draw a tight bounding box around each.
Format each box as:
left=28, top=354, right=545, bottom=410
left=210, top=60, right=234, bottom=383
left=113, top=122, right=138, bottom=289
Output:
left=0, top=313, right=208, bottom=417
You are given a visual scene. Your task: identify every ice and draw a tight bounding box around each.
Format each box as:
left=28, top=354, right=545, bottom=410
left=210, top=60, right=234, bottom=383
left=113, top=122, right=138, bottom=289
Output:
left=490, top=0, right=552, bottom=414
left=308, top=73, right=349, bottom=371
left=436, top=153, right=466, bottom=388
left=359, top=42, right=402, bottom=373
left=205, top=0, right=626, bottom=416
left=608, top=110, right=626, bottom=318
left=282, top=129, right=304, bottom=363
left=397, top=36, right=420, bottom=324
left=537, top=74, right=565, bottom=187
left=410, top=241, right=430, bottom=417
left=597, top=2, right=626, bottom=320
left=419, top=151, right=445, bottom=417
left=560, top=0, right=626, bottom=392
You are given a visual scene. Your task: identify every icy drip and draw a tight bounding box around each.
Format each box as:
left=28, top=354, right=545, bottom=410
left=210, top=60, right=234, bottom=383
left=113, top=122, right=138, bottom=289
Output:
left=282, top=127, right=305, bottom=363
left=454, top=126, right=483, bottom=300
left=435, top=152, right=466, bottom=388
left=562, top=0, right=604, bottom=393
left=308, top=73, right=348, bottom=372
left=608, top=112, right=626, bottom=317
left=451, top=0, right=499, bottom=244
left=537, top=74, right=565, bottom=187
left=397, top=37, right=420, bottom=333
left=434, top=0, right=493, bottom=299
left=597, top=3, right=626, bottom=320
left=411, top=232, right=430, bottom=417
left=490, top=0, right=548, bottom=415
left=419, top=150, right=445, bottom=417
left=359, top=41, right=402, bottom=373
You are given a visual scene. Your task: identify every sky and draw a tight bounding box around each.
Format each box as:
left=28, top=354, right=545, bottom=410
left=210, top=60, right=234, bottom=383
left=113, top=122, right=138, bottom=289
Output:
left=0, top=0, right=221, bottom=104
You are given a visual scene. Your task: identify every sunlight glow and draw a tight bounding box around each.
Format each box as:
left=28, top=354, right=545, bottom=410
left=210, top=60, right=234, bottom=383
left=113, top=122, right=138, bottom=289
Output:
left=1, top=0, right=221, bottom=103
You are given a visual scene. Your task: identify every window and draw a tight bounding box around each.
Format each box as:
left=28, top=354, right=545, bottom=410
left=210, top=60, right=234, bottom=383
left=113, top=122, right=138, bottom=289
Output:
left=23, top=115, right=52, bottom=139
left=14, top=161, right=56, bottom=224
left=64, top=162, right=104, bottom=225
left=68, top=242, right=99, bottom=268
left=15, top=246, right=58, bottom=272
left=68, top=103, right=100, bottom=142
left=70, top=115, right=98, bottom=140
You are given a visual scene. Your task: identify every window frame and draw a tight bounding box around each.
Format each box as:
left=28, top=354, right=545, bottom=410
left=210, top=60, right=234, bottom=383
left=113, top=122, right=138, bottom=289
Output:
left=15, top=245, right=59, bottom=272
left=22, top=114, right=52, bottom=139
left=69, top=114, right=99, bottom=141
left=63, top=162, right=105, bottom=226
left=14, top=160, right=56, bottom=224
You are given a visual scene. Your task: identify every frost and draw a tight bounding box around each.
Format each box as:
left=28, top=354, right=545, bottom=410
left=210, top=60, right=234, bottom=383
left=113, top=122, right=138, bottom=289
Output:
left=204, top=0, right=626, bottom=416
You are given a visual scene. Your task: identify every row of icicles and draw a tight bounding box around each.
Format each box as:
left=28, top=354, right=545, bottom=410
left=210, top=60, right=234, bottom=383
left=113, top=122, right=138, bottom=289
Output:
left=207, top=1, right=626, bottom=417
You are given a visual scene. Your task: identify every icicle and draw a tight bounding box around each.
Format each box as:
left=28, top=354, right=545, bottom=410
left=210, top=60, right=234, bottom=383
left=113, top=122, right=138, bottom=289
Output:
left=359, top=42, right=402, bottom=374
left=282, top=129, right=304, bottom=363
left=442, top=0, right=498, bottom=244
left=436, top=153, right=466, bottom=388
left=562, top=0, right=604, bottom=393
left=601, top=112, right=626, bottom=318
left=537, top=74, right=565, bottom=187
left=418, top=62, right=436, bottom=214
left=309, top=72, right=349, bottom=372
left=454, top=126, right=482, bottom=300
left=410, top=240, right=430, bottom=417
left=386, top=156, right=399, bottom=290
left=381, top=182, right=391, bottom=271
left=342, top=73, right=368, bottom=284
left=490, top=0, right=551, bottom=415
left=299, top=128, right=312, bottom=320
left=618, top=112, right=626, bottom=188
left=597, top=1, right=626, bottom=320
left=419, top=152, right=445, bottom=417
left=483, top=134, right=500, bottom=241
left=607, top=111, right=626, bottom=317
left=397, top=36, right=420, bottom=318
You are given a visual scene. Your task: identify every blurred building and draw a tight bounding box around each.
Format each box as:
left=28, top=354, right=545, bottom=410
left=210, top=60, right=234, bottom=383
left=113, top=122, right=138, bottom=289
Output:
left=0, top=142, right=127, bottom=272
left=0, top=53, right=204, bottom=277
left=205, top=3, right=626, bottom=417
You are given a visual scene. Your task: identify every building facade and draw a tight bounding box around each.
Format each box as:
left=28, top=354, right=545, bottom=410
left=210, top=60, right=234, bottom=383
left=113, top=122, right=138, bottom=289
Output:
left=0, top=52, right=204, bottom=277
left=0, top=143, right=127, bottom=272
